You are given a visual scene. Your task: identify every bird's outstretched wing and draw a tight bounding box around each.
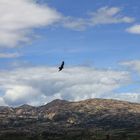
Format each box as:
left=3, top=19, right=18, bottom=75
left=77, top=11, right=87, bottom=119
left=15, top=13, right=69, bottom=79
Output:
left=61, top=61, right=64, bottom=67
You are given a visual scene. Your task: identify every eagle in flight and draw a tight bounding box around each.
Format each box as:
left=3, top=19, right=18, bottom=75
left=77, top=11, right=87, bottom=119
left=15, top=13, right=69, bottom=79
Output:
left=59, top=61, right=64, bottom=71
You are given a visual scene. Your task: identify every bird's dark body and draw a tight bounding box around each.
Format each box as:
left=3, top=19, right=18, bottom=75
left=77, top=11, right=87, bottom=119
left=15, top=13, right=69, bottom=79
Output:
left=59, top=61, right=64, bottom=71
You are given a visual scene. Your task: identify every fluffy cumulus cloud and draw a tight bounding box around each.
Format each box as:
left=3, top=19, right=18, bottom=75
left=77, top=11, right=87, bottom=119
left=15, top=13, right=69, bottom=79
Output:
left=3, top=85, right=42, bottom=106
left=0, top=0, right=61, bottom=47
left=0, top=66, right=130, bottom=106
left=63, top=7, right=134, bottom=30
left=126, top=24, right=140, bottom=34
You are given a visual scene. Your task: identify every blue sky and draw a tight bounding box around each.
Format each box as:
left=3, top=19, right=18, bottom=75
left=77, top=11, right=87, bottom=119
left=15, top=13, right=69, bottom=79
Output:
left=0, top=0, right=140, bottom=106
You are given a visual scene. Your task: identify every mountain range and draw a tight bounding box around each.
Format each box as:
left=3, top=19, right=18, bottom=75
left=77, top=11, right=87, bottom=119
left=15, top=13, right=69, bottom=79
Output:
left=0, top=98, right=140, bottom=140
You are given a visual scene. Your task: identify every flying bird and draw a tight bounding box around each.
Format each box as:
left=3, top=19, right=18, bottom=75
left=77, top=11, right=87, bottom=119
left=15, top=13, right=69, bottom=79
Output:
left=59, top=61, right=64, bottom=71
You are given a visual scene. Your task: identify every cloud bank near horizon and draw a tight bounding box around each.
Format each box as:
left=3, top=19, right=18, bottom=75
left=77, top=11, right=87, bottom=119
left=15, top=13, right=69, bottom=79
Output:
left=0, top=65, right=134, bottom=106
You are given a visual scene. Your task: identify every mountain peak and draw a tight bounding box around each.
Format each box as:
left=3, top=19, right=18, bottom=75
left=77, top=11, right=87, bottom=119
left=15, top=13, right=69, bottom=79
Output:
left=45, top=99, right=69, bottom=107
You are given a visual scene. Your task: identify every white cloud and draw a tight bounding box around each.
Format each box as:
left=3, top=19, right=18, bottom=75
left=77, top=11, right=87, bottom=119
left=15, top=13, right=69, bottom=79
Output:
left=120, top=60, right=140, bottom=73
left=3, top=85, right=41, bottom=106
left=0, top=66, right=130, bottom=106
left=107, top=92, right=140, bottom=103
left=62, top=17, right=87, bottom=31
left=0, top=97, right=7, bottom=106
left=0, top=52, right=21, bottom=58
left=0, top=0, right=61, bottom=47
left=89, top=7, right=134, bottom=25
left=63, top=7, right=134, bottom=30
left=126, top=24, right=140, bottom=34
